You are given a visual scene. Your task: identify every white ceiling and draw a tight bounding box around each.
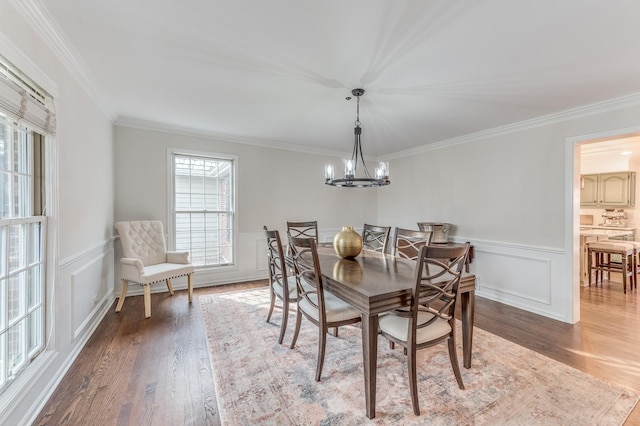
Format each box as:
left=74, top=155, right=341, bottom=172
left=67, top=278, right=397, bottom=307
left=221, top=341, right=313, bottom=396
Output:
left=30, top=0, right=640, bottom=157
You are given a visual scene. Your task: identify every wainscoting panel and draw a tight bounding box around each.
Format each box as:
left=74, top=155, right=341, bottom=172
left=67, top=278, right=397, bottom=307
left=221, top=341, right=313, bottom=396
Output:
left=456, top=237, right=570, bottom=322
left=70, top=248, right=114, bottom=340
left=473, top=249, right=552, bottom=305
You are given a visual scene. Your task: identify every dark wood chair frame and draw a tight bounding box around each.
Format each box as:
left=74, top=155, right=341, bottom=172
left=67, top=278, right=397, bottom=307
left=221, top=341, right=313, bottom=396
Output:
left=263, top=226, right=297, bottom=344
left=379, top=243, right=470, bottom=415
left=393, top=227, right=433, bottom=260
left=287, top=234, right=361, bottom=381
left=286, top=220, right=318, bottom=240
left=362, top=223, right=391, bottom=254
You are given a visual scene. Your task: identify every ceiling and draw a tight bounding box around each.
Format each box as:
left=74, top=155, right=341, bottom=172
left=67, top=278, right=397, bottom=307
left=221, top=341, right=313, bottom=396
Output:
left=29, top=0, right=640, bottom=157
left=581, top=135, right=640, bottom=158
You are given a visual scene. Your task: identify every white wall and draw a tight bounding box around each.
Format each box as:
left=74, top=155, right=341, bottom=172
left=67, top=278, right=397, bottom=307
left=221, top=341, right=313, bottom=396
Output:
left=0, top=2, right=115, bottom=425
left=114, top=125, right=378, bottom=289
left=380, top=101, right=640, bottom=323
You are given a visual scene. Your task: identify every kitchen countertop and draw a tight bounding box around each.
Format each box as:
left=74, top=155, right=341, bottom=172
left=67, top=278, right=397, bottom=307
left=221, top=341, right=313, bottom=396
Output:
left=580, top=228, right=634, bottom=237
left=580, top=225, right=636, bottom=231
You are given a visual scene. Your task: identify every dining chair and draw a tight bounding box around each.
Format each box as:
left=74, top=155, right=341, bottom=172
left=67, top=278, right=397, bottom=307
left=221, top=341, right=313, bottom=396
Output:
left=286, top=221, right=318, bottom=240
left=263, top=226, right=298, bottom=344
left=378, top=243, right=471, bottom=415
left=393, top=227, right=433, bottom=260
left=287, top=234, right=362, bottom=381
left=362, top=224, right=391, bottom=253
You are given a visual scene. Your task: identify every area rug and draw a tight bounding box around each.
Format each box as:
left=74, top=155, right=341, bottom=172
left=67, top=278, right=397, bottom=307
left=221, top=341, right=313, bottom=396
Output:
left=200, top=288, right=638, bottom=425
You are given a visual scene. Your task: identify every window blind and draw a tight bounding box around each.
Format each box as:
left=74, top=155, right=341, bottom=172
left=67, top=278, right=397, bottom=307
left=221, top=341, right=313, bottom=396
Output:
left=0, top=57, right=55, bottom=136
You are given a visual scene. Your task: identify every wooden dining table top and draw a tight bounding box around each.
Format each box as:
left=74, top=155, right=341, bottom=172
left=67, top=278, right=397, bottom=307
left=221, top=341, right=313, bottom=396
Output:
left=315, top=246, right=476, bottom=315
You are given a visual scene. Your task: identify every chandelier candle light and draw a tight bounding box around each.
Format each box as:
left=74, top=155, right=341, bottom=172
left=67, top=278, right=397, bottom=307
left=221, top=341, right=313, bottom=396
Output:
left=324, top=89, right=390, bottom=187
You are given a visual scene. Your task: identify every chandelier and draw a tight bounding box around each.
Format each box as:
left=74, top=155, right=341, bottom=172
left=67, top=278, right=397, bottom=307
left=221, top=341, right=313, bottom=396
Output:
left=324, top=88, right=390, bottom=187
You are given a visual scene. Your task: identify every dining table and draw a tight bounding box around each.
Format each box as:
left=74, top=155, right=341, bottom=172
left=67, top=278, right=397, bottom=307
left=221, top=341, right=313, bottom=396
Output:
left=315, top=246, right=477, bottom=419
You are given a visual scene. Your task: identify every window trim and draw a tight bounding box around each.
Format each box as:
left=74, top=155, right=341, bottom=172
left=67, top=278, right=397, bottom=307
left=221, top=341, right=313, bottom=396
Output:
left=166, top=147, right=238, bottom=270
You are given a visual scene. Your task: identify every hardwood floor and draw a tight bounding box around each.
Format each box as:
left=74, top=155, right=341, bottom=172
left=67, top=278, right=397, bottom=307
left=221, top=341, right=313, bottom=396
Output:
left=34, top=278, right=640, bottom=425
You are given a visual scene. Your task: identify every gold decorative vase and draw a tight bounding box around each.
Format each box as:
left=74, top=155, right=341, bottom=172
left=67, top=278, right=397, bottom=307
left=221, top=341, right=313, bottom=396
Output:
left=333, top=226, right=362, bottom=259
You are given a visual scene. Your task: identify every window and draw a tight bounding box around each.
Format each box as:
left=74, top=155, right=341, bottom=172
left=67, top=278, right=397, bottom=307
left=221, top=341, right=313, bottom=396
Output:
left=0, top=116, right=46, bottom=394
left=0, top=54, right=53, bottom=396
left=171, top=152, right=235, bottom=267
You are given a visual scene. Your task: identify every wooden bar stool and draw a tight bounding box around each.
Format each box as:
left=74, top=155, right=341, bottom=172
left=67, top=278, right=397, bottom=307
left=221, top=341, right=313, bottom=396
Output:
left=618, top=240, right=640, bottom=291
left=587, top=241, right=636, bottom=294
left=596, top=239, right=640, bottom=291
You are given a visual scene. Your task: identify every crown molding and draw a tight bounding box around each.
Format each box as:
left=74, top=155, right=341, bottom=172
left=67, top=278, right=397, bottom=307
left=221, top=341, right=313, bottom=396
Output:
left=11, top=0, right=117, bottom=121
left=383, top=92, right=640, bottom=161
left=114, top=116, right=353, bottom=159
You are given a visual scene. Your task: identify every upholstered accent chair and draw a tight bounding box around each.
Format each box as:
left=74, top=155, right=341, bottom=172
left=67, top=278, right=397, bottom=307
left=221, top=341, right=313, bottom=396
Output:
left=115, top=220, right=195, bottom=318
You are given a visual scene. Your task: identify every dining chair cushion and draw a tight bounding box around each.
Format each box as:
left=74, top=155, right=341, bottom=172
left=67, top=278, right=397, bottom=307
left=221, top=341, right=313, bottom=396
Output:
left=378, top=311, right=451, bottom=343
left=298, top=292, right=361, bottom=323
left=272, top=276, right=298, bottom=300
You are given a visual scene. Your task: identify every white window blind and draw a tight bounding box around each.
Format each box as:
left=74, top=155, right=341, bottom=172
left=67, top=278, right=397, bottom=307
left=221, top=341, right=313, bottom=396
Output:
left=0, top=58, right=55, bottom=136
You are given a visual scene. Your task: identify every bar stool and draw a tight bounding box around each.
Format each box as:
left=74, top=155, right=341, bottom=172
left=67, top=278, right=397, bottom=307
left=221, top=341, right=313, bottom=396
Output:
left=595, top=239, right=640, bottom=291
left=617, top=240, right=640, bottom=291
left=587, top=241, right=636, bottom=293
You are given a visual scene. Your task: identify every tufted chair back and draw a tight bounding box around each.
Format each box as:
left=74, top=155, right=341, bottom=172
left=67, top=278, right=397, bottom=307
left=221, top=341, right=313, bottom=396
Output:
left=115, top=220, right=168, bottom=266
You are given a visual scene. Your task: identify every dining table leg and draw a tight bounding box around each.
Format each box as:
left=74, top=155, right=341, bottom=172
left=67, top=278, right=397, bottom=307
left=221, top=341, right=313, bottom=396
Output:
left=361, top=313, right=378, bottom=419
left=460, top=289, right=475, bottom=368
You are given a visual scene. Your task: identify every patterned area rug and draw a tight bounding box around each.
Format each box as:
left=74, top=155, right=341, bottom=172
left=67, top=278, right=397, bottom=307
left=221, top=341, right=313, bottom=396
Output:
left=200, top=288, right=638, bottom=425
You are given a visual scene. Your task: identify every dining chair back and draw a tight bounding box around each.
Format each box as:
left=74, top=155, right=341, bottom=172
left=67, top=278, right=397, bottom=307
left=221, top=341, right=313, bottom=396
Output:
left=378, top=242, right=471, bottom=415
left=263, top=226, right=298, bottom=344
left=287, top=234, right=361, bottom=381
left=362, top=224, right=391, bottom=253
left=393, top=227, right=433, bottom=260
left=286, top=221, right=318, bottom=240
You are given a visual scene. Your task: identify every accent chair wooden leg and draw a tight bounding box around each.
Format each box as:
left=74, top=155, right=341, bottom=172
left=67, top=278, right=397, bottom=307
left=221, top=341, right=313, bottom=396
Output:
left=188, top=273, right=193, bottom=303
left=166, top=278, right=174, bottom=296
left=115, top=280, right=128, bottom=312
left=144, top=285, right=152, bottom=318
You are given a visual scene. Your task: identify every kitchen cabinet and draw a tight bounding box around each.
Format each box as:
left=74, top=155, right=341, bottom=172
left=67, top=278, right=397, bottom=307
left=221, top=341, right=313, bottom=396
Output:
left=580, top=172, right=636, bottom=207
left=580, top=174, right=598, bottom=206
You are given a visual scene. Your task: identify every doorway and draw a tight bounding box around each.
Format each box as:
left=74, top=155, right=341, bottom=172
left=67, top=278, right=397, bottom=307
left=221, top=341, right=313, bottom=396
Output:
left=570, top=128, right=640, bottom=323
